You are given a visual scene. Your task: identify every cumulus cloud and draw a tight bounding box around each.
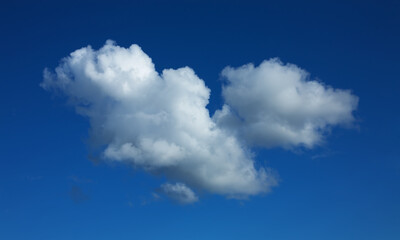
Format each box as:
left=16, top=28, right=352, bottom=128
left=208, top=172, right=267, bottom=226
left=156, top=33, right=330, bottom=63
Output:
left=160, top=182, right=198, bottom=204
left=41, top=41, right=357, bottom=202
left=41, top=40, right=276, bottom=200
left=214, top=59, right=358, bottom=149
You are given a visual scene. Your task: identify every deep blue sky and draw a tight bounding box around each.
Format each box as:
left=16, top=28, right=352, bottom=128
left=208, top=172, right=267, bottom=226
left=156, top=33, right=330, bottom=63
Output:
left=1, top=0, right=400, bottom=239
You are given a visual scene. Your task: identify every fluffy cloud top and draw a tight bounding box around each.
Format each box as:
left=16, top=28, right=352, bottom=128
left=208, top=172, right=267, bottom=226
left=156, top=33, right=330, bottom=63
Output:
left=214, top=59, right=358, bottom=148
left=42, top=41, right=358, bottom=202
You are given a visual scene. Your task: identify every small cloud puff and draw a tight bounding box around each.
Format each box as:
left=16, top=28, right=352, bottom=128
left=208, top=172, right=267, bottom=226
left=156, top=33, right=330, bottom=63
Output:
left=215, top=59, right=358, bottom=149
left=160, top=182, right=198, bottom=204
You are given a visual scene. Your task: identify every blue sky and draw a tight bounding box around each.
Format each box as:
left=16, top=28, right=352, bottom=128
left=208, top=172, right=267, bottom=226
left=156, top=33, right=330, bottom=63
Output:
left=1, top=0, right=400, bottom=239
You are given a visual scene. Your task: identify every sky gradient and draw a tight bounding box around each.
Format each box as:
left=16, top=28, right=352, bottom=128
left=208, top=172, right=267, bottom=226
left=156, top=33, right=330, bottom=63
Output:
left=1, top=0, right=400, bottom=239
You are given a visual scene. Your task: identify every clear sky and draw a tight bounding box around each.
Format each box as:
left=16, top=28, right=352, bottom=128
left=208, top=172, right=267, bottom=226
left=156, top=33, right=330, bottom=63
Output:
left=1, top=0, right=399, bottom=239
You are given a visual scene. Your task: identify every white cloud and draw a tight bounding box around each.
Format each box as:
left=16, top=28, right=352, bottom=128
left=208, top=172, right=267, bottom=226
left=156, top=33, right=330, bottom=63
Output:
left=214, top=59, right=358, bottom=149
left=42, top=41, right=358, bottom=202
left=160, top=182, right=198, bottom=204
left=41, top=41, right=277, bottom=201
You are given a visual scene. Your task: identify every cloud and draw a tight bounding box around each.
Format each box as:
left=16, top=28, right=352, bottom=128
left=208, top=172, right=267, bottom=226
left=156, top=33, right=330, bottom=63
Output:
left=160, top=182, right=198, bottom=204
left=214, top=59, right=358, bottom=149
left=41, top=41, right=277, bottom=201
left=41, top=41, right=357, bottom=202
